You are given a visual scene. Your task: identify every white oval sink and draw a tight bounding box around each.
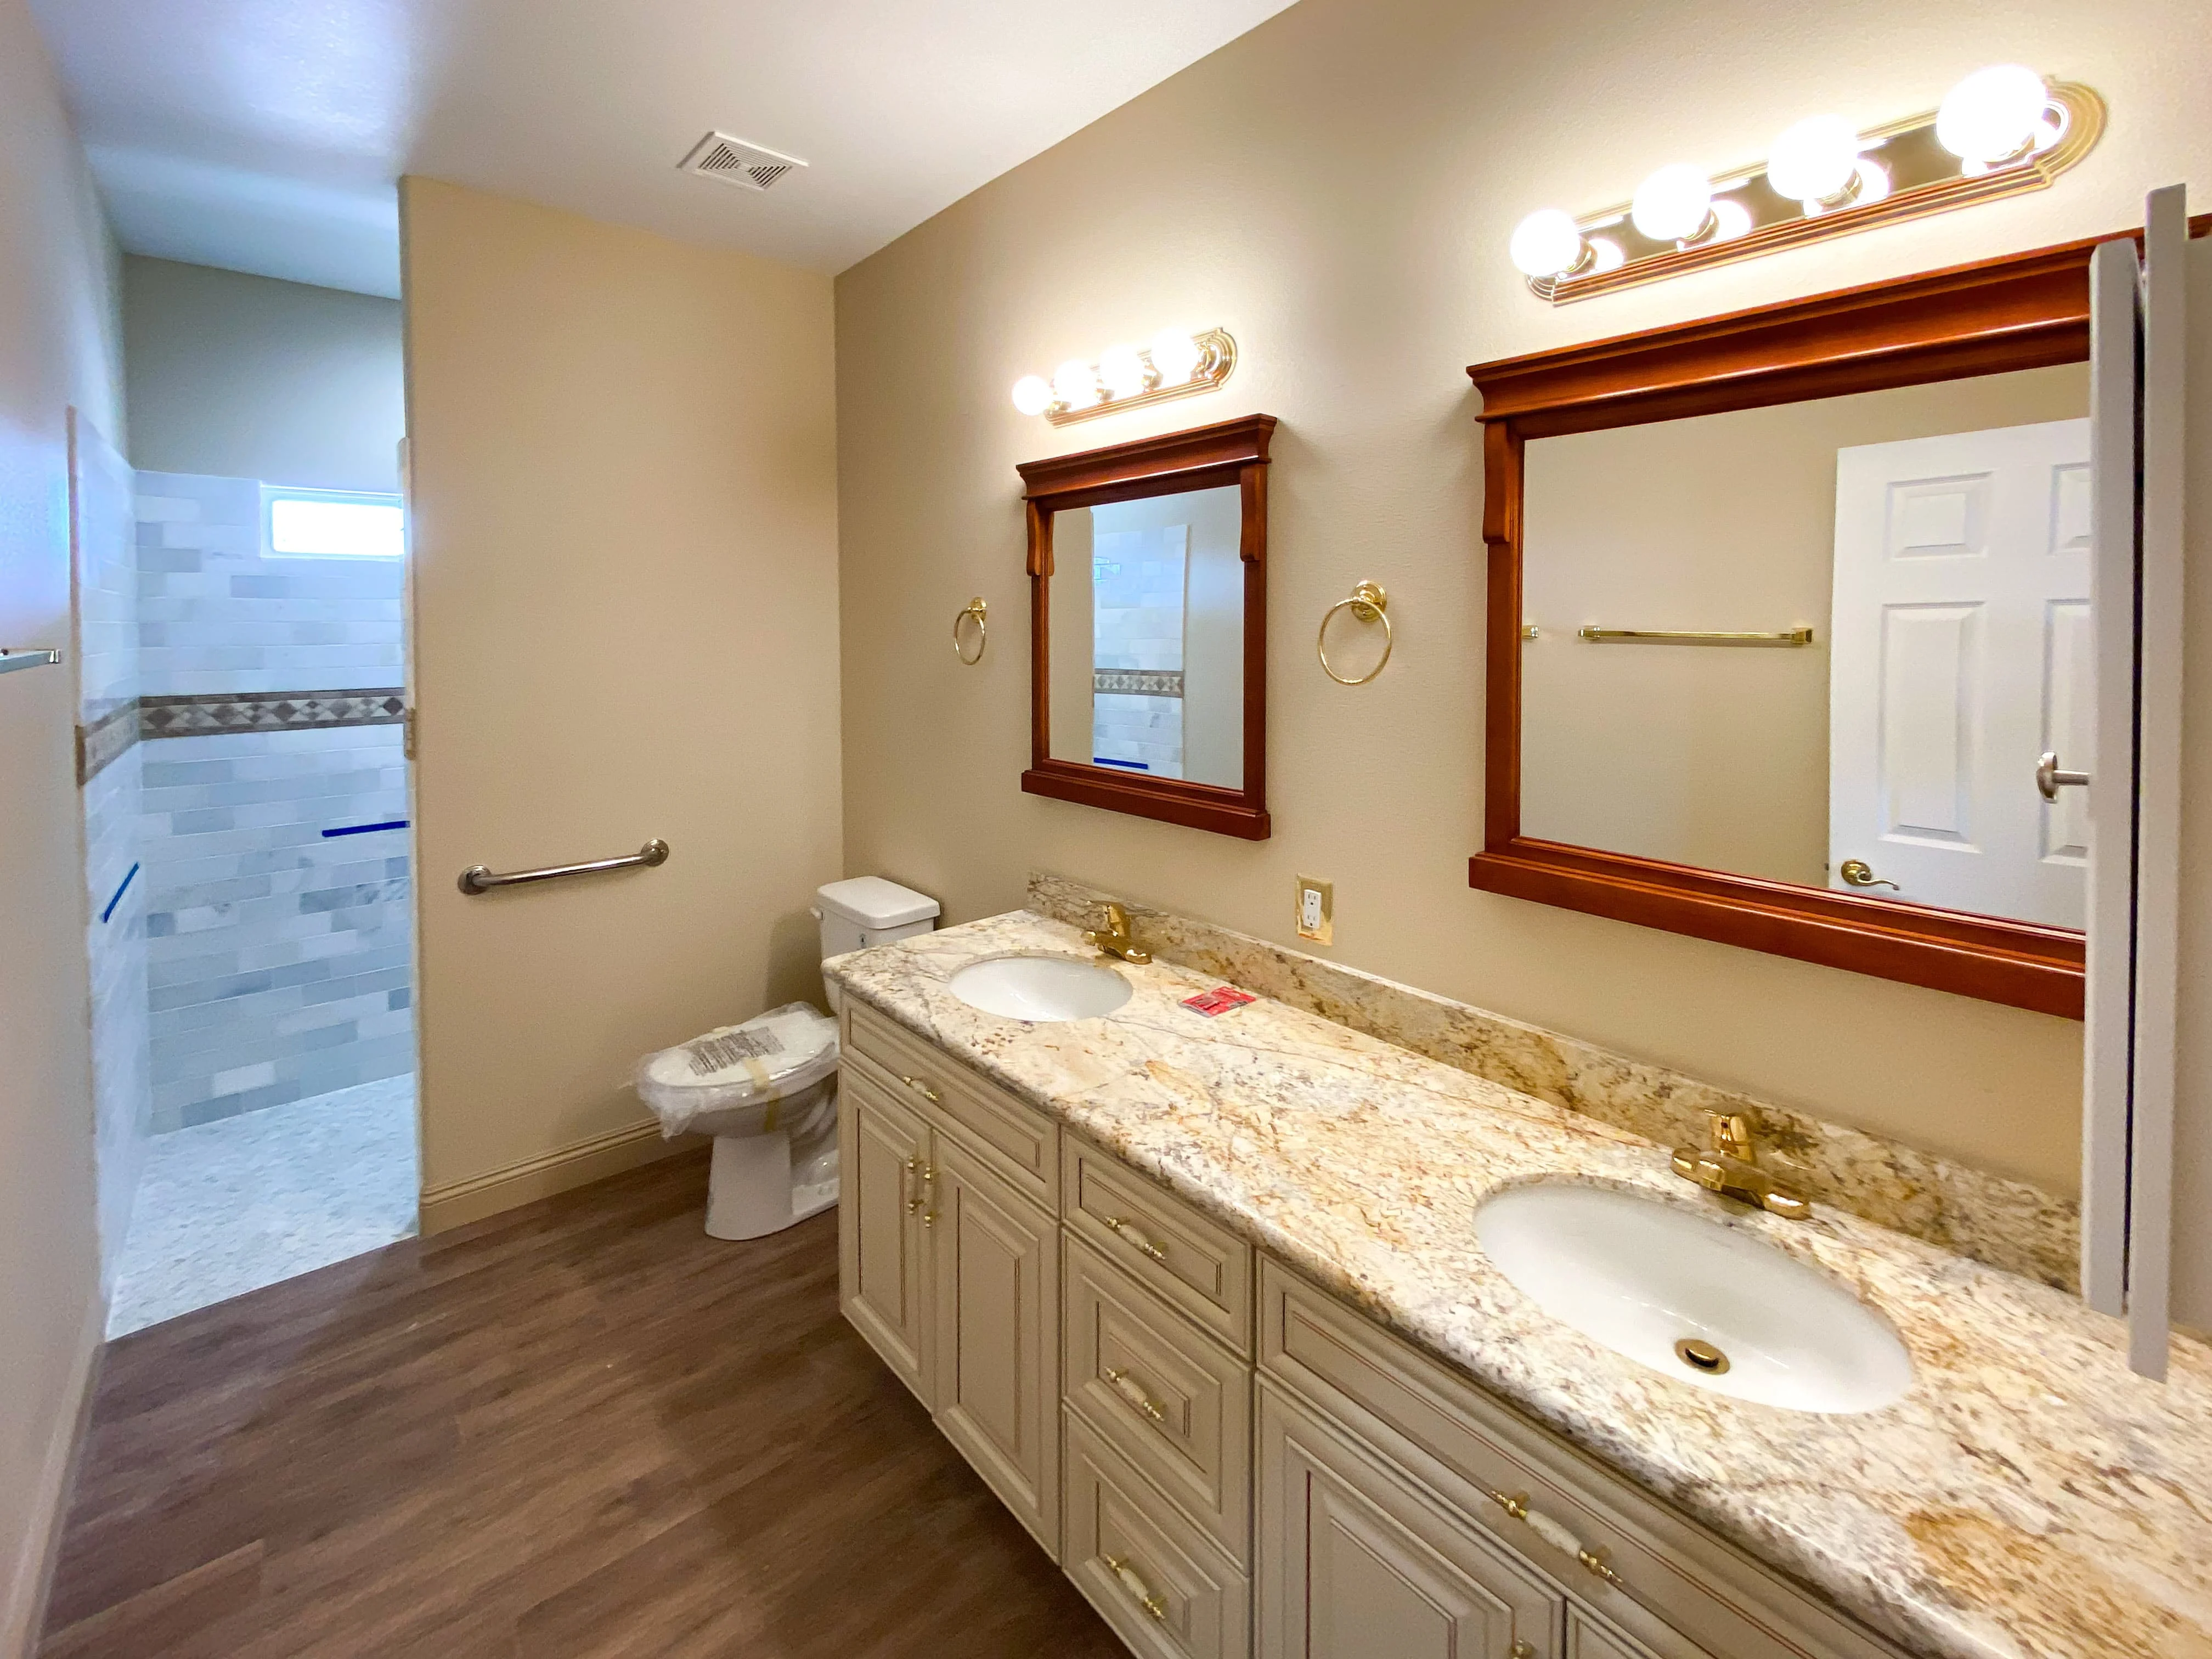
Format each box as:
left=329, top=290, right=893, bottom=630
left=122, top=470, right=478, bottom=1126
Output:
left=950, top=955, right=1132, bottom=1023
left=1475, top=1184, right=1913, bottom=1414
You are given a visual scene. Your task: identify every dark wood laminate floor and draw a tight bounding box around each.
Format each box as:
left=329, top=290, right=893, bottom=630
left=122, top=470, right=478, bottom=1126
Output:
left=40, top=1149, right=1128, bottom=1658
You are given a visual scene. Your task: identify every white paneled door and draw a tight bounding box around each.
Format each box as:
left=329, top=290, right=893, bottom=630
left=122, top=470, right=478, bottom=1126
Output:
left=1827, top=417, right=2093, bottom=928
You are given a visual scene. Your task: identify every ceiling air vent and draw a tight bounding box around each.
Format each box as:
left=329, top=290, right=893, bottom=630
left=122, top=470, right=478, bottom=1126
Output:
left=680, top=132, right=807, bottom=192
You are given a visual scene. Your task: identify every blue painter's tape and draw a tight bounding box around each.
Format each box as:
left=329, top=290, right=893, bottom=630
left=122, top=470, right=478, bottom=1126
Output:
left=1091, top=757, right=1150, bottom=771
left=101, top=862, right=139, bottom=924
left=322, top=819, right=410, bottom=839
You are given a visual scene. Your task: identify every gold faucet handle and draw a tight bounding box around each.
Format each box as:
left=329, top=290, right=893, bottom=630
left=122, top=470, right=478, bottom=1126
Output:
left=1705, top=1111, right=1753, bottom=1161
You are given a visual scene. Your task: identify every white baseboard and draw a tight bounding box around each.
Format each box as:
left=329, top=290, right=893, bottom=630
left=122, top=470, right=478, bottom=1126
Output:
left=2, top=1289, right=104, bottom=1659
left=419, top=1117, right=696, bottom=1235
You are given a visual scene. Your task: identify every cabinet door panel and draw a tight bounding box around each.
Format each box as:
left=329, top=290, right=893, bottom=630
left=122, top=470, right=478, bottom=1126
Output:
left=932, top=1136, right=1060, bottom=1557
left=839, top=1067, right=932, bottom=1401
left=1260, top=1383, right=1560, bottom=1659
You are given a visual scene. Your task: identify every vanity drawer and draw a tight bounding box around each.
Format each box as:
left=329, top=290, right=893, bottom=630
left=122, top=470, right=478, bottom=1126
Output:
left=1065, top=1235, right=1253, bottom=1564
left=843, top=1000, right=1058, bottom=1208
left=1257, top=1259, right=1906, bottom=1659
left=1064, top=1410, right=1250, bottom=1659
left=1064, top=1135, right=1254, bottom=1355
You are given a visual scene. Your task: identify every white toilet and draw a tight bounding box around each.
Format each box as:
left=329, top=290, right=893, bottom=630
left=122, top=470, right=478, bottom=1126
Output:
left=636, top=877, right=938, bottom=1239
left=812, top=876, right=941, bottom=1012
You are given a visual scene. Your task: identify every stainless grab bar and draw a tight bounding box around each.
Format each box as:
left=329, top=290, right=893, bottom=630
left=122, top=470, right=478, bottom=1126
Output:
left=459, top=838, right=669, bottom=895
left=0, top=648, right=62, bottom=676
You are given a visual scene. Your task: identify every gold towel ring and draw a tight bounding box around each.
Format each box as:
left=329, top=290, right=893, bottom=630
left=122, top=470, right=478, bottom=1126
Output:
left=1318, top=582, right=1391, bottom=686
left=953, top=597, right=988, bottom=665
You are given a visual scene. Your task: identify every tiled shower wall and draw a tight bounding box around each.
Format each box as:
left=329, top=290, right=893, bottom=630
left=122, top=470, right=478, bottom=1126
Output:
left=134, top=471, right=414, bottom=1131
left=72, top=413, right=153, bottom=1284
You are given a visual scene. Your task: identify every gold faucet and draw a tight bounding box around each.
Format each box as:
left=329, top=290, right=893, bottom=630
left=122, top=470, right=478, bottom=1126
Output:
left=1084, top=902, right=1152, bottom=964
left=1671, top=1111, right=1809, bottom=1220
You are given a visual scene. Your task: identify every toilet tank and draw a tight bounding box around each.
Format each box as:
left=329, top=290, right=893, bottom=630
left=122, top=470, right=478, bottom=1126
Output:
left=815, top=877, right=940, bottom=960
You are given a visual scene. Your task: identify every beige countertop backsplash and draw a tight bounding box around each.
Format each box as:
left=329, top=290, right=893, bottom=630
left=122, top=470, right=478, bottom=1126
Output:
left=1029, top=872, right=2080, bottom=1293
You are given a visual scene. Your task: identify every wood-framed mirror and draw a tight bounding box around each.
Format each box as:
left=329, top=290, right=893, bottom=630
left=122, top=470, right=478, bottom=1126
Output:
left=1018, top=414, right=1276, bottom=839
left=1465, top=235, right=2152, bottom=1018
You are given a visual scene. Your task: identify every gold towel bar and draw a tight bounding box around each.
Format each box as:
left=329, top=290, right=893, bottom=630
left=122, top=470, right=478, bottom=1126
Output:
left=1577, top=625, right=1814, bottom=647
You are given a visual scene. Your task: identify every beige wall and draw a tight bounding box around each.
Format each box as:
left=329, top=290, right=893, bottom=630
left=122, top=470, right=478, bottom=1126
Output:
left=402, top=178, right=842, bottom=1227
left=1521, top=364, right=2088, bottom=884
left=0, top=0, right=123, bottom=1645
left=124, top=255, right=405, bottom=494
left=834, top=0, right=2212, bottom=1195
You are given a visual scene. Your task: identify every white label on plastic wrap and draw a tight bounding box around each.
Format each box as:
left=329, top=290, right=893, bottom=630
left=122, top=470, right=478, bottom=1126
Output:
left=688, top=1026, right=784, bottom=1076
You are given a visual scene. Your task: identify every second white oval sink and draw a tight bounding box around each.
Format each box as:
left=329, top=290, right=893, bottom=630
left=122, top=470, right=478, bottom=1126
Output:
left=1474, top=1184, right=1913, bottom=1414
left=950, top=955, right=1131, bottom=1022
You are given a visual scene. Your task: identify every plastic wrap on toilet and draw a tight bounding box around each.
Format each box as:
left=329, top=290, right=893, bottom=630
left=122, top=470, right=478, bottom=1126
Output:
left=635, top=1002, right=839, bottom=1139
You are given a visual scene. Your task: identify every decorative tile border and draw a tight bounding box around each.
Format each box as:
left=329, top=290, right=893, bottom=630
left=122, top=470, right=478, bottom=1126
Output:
left=1029, top=870, right=2080, bottom=1290
left=139, top=689, right=407, bottom=740
left=75, top=701, right=140, bottom=784
left=78, top=689, right=409, bottom=783
left=1094, top=669, right=1185, bottom=698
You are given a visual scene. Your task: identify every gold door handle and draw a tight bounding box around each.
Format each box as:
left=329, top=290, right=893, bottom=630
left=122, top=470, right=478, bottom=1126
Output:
left=1104, top=1366, right=1168, bottom=1423
left=1511, top=1644, right=1536, bottom=1659
left=898, top=1074, right=942, bottom=1105
left=1102, top=1215, right=1167, bottom=1263
left=902, top=1156, right=921, bottom=1214
left=919, top=1164, right=938, bottom=1227
left=1837, top=859, right=1899, bottom=891
left=1103, top=1556, right=1167, bottom=1622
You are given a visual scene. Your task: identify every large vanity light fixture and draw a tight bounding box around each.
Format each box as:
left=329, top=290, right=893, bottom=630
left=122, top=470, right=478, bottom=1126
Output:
left=1011, top=328, right=1236, bottom=425
left=1507, top=66, right=2103, bottom=303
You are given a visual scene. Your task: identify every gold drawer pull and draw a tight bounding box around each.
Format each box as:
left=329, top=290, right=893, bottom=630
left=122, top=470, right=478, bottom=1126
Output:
left=1104, top=1555, right=1167, bottom=1622
left=1104, top=1366, right=1168, bottom=1423
left=904, top=1156, right=924, bottom=1214
left=1489, top=1489, right=1629, bottom=1594
left=898, top=1074, right=941, bottom=1104
left=1578, top=1545, right=1626, bottom=1589
left=1511, top=1644, right=1535, bottom=1659
left=1102, top=1215, right=1167, bottom=1262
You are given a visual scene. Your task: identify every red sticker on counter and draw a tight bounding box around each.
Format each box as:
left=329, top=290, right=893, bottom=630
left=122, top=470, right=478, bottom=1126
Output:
left=1181, top=986, right=1257, bottom=1017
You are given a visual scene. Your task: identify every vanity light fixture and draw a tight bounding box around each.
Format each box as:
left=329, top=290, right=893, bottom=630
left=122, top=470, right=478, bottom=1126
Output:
left=1507, top=66, right=2103, bottom=302
left=1010, top=328, right=1237, bottom=425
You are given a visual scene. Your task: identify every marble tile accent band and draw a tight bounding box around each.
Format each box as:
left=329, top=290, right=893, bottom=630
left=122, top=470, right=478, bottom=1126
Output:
left=140, top=689, right=407, bottom=739
left=1028, top=870, right=2079, bottom=1290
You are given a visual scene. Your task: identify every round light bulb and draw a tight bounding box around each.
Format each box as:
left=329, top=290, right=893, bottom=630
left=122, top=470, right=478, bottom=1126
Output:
left=1509, top=208, right=1584, bottom=278
left=1011, top=375, right=1053, bottom=416
left=1098, top=343, right=1149, bottom=399
left=1149, top=329, right=1203, bottom=385
left=1711, top=197, right=1753, bottom=241
left=1936, top=65, right=2047, bottom=166
left=1052, top=358, right=1099, bottom=409
left=1630, top=163, right=1714, bottom=243
left=1854, top=159, right=1892, bottom=206
left=1588, top=237, right=1626, bottom=274
left=1765, top=115, right=1861, bottom=206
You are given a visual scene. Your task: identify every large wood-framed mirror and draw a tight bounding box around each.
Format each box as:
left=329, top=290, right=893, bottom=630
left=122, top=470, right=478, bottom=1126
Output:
left=1466, top=237, right=2141, bottom=1018
left=1018, top=415, right=1276, bottom=839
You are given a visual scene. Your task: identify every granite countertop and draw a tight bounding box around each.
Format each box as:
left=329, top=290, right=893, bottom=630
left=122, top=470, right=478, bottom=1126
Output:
left=825, top=911, right=2212, bottom=1659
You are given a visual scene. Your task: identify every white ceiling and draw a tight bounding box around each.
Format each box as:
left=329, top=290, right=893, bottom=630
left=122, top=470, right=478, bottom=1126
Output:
left=32, top=0, right=1300, bottom=299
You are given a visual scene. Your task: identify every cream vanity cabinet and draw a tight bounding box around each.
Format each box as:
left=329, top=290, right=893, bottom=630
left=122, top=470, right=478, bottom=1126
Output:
left=836, top=1003, right=1912, bottom=1659
left=838, top=1001, right=1062, bottom=1555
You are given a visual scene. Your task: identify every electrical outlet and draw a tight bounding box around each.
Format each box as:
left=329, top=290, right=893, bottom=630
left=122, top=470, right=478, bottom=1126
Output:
left=1295, top=874, right=1334, bottom=945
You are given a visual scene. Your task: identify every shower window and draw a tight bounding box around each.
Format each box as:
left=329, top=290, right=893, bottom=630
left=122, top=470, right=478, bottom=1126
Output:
left=265, top=488, right=405, bottom=558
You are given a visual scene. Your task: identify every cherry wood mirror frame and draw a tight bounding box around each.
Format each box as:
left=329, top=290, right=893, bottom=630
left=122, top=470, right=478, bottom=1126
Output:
left=1018, top=414, right=1276, bottom=839
left=1464, top=236, right=2149, bottom=1019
